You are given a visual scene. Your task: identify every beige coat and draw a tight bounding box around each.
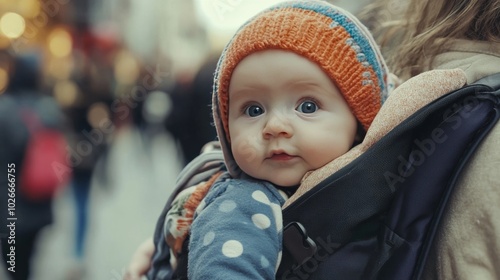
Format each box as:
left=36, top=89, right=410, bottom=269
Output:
left=422, top=39, right=500, bottom=279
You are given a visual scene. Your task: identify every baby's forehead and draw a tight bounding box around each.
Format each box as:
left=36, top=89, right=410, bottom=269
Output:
left=227, top=50, right=340, bottom=93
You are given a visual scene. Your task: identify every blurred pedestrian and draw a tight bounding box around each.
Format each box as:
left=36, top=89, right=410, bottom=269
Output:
left=0, top=51, right=70, bottom=280
left=63, top=103, right=107, bottom=280
left=165, top=55, right=219, bottom=166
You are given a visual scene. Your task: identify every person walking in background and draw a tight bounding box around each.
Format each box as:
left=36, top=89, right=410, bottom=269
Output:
left=63, top=102, right=109, bottom=280
left=0, top=51, right=71, bottom=280
left=62, top=37, right=115, bottom=279
left=165, top=54, right=219, bottom=166
left=359, top=0, right=500, bottom=278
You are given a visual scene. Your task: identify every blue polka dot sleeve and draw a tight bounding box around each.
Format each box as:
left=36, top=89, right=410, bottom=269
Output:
left=188, top=179, right=287, bottom=280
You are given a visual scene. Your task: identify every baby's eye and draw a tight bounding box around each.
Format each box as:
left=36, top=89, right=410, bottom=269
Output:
left=244, top=105, right=264, bottom=117
left=296, top=101, right=318, bottom=114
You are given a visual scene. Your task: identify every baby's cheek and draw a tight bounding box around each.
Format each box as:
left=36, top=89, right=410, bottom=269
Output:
left=232, top=138, right=260, bottom=164
left=301, top=138, right=349, bottom=169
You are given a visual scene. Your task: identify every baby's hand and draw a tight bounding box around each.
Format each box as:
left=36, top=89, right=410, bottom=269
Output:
left=124, top=237, right=155, bottom=280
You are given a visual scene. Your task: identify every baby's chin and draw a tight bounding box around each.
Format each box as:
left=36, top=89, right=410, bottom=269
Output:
left=246, top=173, right=301, bottom=188
left=243, top=168, right=307, bottom=188
left=269, top=177, right=302, bottom=188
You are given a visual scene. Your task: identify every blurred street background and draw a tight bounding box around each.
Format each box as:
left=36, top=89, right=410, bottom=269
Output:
left=0, top=0, right=370, bottom=279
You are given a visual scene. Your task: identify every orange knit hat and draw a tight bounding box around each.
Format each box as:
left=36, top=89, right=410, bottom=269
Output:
left=213, top=0, right=392, bottom=146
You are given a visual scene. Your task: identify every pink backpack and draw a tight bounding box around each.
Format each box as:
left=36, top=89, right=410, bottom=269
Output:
left=19, top=108, right=71, bottom=201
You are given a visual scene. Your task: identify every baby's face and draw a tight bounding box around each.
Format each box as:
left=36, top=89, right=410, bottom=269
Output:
left=228, top=50, right=357, bottom=187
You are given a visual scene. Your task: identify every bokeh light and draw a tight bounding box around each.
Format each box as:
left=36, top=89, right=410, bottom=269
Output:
left=87, top=102, right=111, bottom=129
left=0, top=12, right=26, bottom=39
left=53, top=79, right=79, bottom=107
left=143, top=90, right=172, bottom=123
left=114, top=50, right=140, bottom=85
left=48, top=27, right=73, bottom=57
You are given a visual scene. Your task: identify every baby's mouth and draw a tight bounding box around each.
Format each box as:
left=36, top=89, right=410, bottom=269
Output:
left=268, top=150, right=296, bottom=161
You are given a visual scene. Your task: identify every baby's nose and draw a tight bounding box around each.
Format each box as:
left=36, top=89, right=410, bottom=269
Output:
left=262, top=113, right=293, bottom=139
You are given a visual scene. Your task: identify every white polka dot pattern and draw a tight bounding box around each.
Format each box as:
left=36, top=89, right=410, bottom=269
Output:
left=203, top=231, right=215, bottom=246
left=252, top=213, right=271, bottom=229
left=222, top=240, right=243, bottom=258
left=270, top=203, right=283, bottom=231
left=275, top=251, right=283, bottom=272
left=219, top=199, right=237, bottom=212
left=261, top=255, right=270, bottom=268
left=252, top=190, right=271, bottom=205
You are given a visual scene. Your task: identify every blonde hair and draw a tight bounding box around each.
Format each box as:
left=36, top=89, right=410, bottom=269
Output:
left=360, top=0, right=500, bottom=80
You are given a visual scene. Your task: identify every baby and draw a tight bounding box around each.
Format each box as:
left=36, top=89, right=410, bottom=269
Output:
left=186, top=0, right=393, bottom=279
left=123, top=2, right=394, bottom=279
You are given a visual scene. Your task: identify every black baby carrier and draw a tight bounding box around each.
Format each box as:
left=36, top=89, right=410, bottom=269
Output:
left=147, top=72, right=500, bottom=280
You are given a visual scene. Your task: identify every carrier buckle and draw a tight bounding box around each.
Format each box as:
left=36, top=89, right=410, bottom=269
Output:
left=283, top=222, right=318, bottom=265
